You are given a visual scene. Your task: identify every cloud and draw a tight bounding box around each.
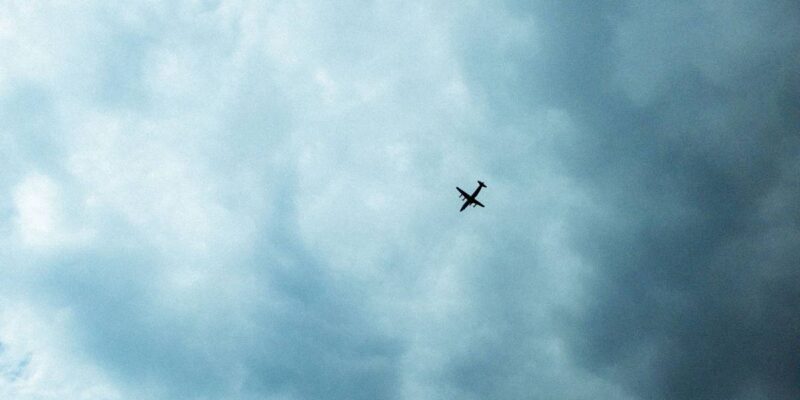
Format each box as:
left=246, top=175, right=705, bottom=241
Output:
left=1, top=1, right=799, bottom=399
left=496, top=2, right=800, bottom=399
left=0, top=302, right=121, bottom=400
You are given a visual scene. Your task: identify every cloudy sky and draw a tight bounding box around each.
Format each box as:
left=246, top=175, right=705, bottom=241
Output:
left=1, top=1, right=799, bottom=399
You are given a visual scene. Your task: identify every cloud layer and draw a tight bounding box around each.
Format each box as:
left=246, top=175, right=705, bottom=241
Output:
left=1, top=1, right=798, bottom=399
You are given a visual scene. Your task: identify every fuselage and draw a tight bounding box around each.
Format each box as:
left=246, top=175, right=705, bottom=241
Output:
left=471, top=181, right=486, bottom=198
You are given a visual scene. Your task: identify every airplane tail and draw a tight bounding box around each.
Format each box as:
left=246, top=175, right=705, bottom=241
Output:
left=478, top=180, right=486, bottom=188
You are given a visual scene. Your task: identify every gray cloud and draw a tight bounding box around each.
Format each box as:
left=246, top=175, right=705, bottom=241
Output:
left=1, top=1, right=798, bottom=399
left=481, top=2, right=800, bottom=399
left=431, top=1, right=800, bottom=399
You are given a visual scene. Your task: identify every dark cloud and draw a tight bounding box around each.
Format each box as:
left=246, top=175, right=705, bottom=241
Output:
left=437, top=1, right=800, bottom=399
left=456, top=1, right=800, bottom=399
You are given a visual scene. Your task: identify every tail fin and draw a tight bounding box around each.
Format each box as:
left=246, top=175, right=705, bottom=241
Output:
left=478, top=180, right=486, bottom=188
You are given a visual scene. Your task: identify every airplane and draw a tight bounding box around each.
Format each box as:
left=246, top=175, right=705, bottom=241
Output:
left=457, top=180, right=486, bottom=212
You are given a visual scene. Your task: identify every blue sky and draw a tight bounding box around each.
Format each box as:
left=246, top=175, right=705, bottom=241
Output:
left=1, top=1, right=799, bottom=399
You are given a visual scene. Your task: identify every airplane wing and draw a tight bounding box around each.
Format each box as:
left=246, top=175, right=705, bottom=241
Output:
left=457, top=186, right=484, bottom=212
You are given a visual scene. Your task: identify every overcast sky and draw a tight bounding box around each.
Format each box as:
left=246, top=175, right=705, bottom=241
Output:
left=1, top=1, right=799, bottom=399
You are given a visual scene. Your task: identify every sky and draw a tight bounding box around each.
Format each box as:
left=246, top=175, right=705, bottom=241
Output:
left=1, top=1, right=799, bottom=399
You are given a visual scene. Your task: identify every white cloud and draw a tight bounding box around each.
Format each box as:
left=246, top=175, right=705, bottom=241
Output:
left=12, top=173, right=91, bottom=250
left=0, top=2, right=105, bottom=97
left=0, top=302, right=121, bottom=400
left=65, top=111, right=266, bottom=261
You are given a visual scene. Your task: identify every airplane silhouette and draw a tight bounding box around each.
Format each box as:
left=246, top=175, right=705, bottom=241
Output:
left=457, top=181, right=486, bottom=212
